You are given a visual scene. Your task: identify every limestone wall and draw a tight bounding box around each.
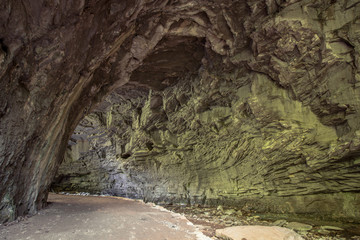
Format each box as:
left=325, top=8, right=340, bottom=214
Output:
left=54, top=58, right=360, bottom=222
left=54, top=0, right=360, bottom=222
left=1, top=0, right=360, bottom=223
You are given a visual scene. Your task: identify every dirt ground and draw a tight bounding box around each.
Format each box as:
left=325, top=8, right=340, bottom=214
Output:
left=0, top=193, right=211, bottom=240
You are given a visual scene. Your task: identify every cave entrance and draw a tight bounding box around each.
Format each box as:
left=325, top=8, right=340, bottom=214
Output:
left=52, top=36, right=206, bottom=202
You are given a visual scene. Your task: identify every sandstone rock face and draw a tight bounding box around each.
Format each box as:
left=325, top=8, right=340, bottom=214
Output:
left=1, top=0, right=360, bottom=223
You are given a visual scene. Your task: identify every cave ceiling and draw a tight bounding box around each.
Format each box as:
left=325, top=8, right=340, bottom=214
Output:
left=129, top=36, right=205, bottom=91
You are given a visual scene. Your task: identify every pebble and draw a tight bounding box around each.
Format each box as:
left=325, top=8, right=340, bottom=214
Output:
left=286, top=222, right=313, bottom=231
left=318, top=229, right=331, bottom=235
left=216, top=226, right=304, bottom=240
left=320, top=225, right=344, bottom=231
left=204, top=212, right=211, bottom=216
left=225, top=221, right=233, bottom=226
left=236, top=210, right=243, bottom=216
left=224, top=209, right=236, bottom=215
left=273, top=219, right=287, bottom=227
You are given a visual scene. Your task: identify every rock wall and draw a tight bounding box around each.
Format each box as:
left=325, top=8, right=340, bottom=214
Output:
left=54, top=7, right=360, bottom=219
left=0, top=0, right=243, bottom=222
left=1, top=0, right=360, bottom=223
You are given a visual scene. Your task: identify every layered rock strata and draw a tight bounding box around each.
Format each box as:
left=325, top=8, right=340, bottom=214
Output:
left=1, top=0, right=360, bottom=223
left=55, top=9, right=360, bottom=217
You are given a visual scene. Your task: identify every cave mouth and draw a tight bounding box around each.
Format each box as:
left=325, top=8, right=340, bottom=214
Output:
left=1, top=0, right=360, bottom=234
left=51, top=14, right=360, bottom=229
left=51, top=35, right=207, bottom=198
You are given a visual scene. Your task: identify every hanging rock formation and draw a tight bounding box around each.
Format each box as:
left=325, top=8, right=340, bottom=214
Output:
left=1, top=0, right=360, bottom=224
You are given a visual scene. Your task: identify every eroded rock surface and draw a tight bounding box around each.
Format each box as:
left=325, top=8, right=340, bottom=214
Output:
left=0, top=0, right=251, bottom=223
left=54, top=0, right=360, bottom=220
left=1, top=0, right=360, bottom=223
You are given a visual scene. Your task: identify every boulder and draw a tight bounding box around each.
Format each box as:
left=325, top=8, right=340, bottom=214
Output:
left=215, top=226, right=304, bottom=240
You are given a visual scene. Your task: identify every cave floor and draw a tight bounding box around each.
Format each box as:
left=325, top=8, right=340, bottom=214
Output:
left=164, top=205, right=360, bottom=240
left=0, top=193, right=210, bottom=240
left=1, top=194, right=359, bottom=240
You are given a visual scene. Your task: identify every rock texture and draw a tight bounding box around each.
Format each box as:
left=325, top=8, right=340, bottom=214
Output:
left=1, top=0, right=360, bottom=224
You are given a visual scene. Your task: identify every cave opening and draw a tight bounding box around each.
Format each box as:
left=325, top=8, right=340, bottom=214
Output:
left=51, top=35, right=208, bottom=200
left=1, top=0, right=360, bottom=238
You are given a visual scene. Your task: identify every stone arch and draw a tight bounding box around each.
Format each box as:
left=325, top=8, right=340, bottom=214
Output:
left=1, top=0, right=360, bottom=225
left=0, top=0, right=248, bottom=222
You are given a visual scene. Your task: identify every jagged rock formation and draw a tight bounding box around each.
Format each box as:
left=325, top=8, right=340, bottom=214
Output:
left=1, top=0, right=360, bottom=223
left=54, top=64, right=360, bottom=222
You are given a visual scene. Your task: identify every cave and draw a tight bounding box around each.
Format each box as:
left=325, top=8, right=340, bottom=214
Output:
left=1, top=0, right=360, bottom=237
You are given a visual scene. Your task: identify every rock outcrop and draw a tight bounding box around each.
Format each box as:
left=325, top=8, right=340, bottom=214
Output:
left=1, top=0, right=360, bottom=223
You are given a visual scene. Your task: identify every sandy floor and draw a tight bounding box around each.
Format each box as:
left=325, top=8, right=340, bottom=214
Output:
left=0, top=193, right=210, bottom=240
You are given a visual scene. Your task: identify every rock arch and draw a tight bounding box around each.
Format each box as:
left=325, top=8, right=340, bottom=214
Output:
left=1, top=0, right=360, bottom=224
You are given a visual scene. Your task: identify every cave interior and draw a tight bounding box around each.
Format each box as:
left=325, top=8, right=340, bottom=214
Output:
left=0, top=0, right=360, bottom=234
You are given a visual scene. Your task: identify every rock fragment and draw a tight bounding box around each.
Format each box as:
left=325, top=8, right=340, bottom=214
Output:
left=215, top=226, right=304, bottom=240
